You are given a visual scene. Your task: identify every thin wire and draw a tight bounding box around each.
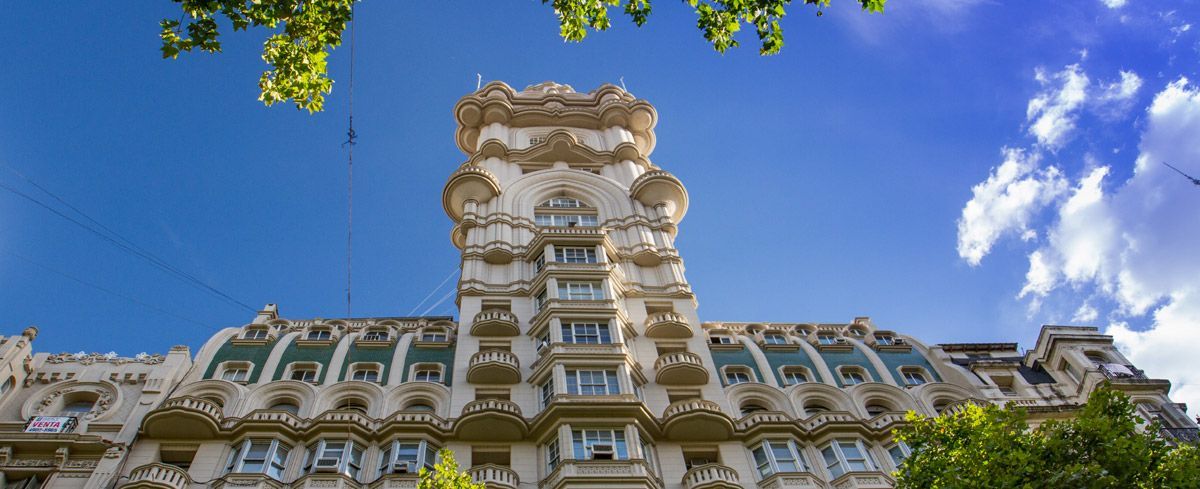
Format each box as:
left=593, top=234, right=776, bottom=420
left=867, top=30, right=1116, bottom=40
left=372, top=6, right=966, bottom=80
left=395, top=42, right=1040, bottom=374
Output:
left=407, top=267, right=461, bottom=316
left=0, top=179, right=255, bottom=312
left=343, top=1, right=358, bottom=318
left=2, top=249, right=209, bottom=328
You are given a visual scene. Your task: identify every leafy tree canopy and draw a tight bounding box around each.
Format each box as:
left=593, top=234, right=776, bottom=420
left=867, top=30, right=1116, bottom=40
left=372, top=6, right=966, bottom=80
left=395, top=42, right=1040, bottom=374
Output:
left=417, top=449, right=484, bottom=489
left=895, top=385, right=1200, bottom=489
left=160, top=0, right=885, bottom=112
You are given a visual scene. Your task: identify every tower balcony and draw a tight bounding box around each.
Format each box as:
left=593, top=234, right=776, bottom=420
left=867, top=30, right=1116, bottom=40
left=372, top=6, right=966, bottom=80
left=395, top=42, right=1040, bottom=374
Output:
left=470, top=464, right=519, bottom=489
left=682, top=463, right=741, bottom=489
left=645, top=312, right=692, bottom=338
left=142, top=396, right=222, bottom=439
left=471, top=310, right=520, bottom=336
left=541, top=460, right=661, bottom=489
left=467, top=350, right=522, bottom=384
left=442, top=165, right=501, bottom=221
left=654, top=352, right=708, bottom=385
left=661, top=399, right=734, bottom=441
left=455, top=399, right=527, bottom=441
left=120, top=463, right=191, bottom=489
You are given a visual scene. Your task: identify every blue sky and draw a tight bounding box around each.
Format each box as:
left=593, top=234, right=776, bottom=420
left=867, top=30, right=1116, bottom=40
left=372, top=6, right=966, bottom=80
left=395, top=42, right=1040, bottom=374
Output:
left=2, top=1, right=1198, bottom=409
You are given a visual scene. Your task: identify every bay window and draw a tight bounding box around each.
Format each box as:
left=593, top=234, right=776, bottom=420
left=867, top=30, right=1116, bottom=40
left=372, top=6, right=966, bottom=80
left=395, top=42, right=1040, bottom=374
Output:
left=303, top=440, right=364, bottom=478
left=561, top=322, right=612, bottom=344
left=226, top=439, right=290, bottom=479
left=821, top=439, right=874, bottom=478
left=566, top=369, right=620, bottom=395
left=887, top=441, right=912, bottom=468
left=751, top=439, right=809, bottom=478
left=555, top=246, right=597, bottom=263
left=559, top=281, right=604, bottom=300
left=378, top=440, right=438, bottom=476
left=572, top=429, right=628, bottom=460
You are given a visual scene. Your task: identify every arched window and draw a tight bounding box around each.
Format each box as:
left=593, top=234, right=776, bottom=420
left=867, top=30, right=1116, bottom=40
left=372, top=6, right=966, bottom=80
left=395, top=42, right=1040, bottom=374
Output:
left=722, top=366, right=755, bottom=386
left=740, top=402, right=769, bottom=416
left=404, top=400, right=436, bottom=412
left=803, top=401, right=832, bottom=416
left=839, top=367, right=869, bottom=386
left=410, top=363, right=444, bottom=383
left=268, top=399, right=300, bottom=415
left=535, top=198, right=598, bottom=227
left=286, top=362, right=321, bottom=383
left=864, top=401, right=894, bottom=417
left=900, top=367, right=930, bottom=386
left=335, top=398, right=368, bottom=414
left=305, top=327, right=332, bottom=341
left=61, top=399, right=95, bottom=416
left=781, top=366, right=811, bottom=386
left=361, top=328, right=390, bottom=342
left=540, top=197, right=586, bottom=208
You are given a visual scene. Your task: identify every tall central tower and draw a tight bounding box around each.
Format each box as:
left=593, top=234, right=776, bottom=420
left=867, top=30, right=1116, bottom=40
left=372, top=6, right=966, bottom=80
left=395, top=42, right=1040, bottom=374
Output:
left=442, top=81, right=727, bottom=488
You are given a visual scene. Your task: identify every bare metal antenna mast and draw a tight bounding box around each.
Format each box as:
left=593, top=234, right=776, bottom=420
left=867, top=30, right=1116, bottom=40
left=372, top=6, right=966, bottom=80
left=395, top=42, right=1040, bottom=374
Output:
left=343, top=3, right=358, bottom=317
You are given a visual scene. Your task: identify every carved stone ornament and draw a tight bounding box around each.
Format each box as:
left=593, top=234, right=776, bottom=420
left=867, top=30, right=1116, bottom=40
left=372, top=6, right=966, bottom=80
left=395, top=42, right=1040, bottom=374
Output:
left=32, top=384, right=118, bottom=420
left=47, top=351, right=164, bottom=365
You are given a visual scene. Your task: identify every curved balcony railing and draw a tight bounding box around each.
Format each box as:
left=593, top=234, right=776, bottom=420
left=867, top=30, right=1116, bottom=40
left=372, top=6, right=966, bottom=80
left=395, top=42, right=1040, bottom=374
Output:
left=471, top=310, right=520, bottom=336
left=664, top=399, right=724, bottom=419
left=654, top=352, right=708, bottom=385
left=467, top=350, right=521, bottom=384
left=160, top=396, right=223, bottom=419
left=462, top=399, right=523, bottom=418
left=123, top=463, right=191, bottom=489
left=469, top=464, right=519, bottom=488
left=682, top=463, right=739, bottom=489
left=644, top=312, right=692, bottom=338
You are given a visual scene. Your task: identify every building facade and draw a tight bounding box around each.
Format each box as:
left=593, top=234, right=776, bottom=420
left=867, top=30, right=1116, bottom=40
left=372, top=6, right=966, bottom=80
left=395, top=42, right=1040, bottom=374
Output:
left=1, top=82, right=1195, bottom=489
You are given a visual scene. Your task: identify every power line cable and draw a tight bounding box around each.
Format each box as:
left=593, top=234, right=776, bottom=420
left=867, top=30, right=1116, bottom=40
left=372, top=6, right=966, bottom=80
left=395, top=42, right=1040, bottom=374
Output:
left=407, top=267, right=460, bottom=316
left=2, top=249, right=209, bottom=328
left=0, top=175, right=255, bottom=313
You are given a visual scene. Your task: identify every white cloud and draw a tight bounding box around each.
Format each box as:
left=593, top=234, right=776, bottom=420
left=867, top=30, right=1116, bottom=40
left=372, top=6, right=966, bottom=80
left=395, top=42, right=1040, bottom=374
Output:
left=1018, top=78, right=1200, bottom=413
left=1027, top=64, right=1090, bottom=149
left=1101, top=0, right=1127, bottom=9
left=956, top=149, right=1068, bottom=266
left=1094, top=71, right=1143, bottom=119
left=1073, top=301, right=1099, bottom=322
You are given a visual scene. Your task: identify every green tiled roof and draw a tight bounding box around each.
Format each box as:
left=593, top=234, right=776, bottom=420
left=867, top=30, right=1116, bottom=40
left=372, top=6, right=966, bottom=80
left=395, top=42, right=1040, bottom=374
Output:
left=709, top=348, right=765, bottom=384
left=203, top=336, right=275, bottom=383
left=818, top=348, right=883, bottom=387
left=338, top=342, right=396, bottom=383
left=271, top=341, right=338, bottom=382
left=400, top=342, right=457, bottom=386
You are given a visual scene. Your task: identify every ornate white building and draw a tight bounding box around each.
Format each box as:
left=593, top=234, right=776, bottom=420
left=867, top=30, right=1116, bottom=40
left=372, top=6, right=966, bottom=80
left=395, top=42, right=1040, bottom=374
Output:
left=1, top=82, right=1194, bottom=489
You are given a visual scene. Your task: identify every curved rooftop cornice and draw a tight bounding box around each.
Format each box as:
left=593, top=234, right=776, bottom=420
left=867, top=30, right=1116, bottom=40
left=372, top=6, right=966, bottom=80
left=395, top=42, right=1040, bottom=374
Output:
left=453, top=81, right=658, bottom=157
left=468, top=129, right=650, bottom=169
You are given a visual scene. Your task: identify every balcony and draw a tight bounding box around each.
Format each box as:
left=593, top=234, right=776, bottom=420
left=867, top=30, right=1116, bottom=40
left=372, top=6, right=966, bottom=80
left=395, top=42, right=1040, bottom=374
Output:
left=829, top=472, right=894, bottom=489
left=654, top=352, right=708, bottom=385
left=756, top=472, right=826, bottom=489
left=661, top=399, right=734, bottom=441
left=467, top=350, right=521, bottom=384
left=471, top=310, right=520, bottom=336
left=120, top=463, right=191, bottom=489
left=470, top=464, right=519, bottom=489
left=540, top=460, right=661, bottom=489
left=455, top=399, right=526, bottom=441
left=682, top=463, right=740, bottom=489
left=142, top=396, right=222, bottom=438
left=645, top=312, right=692, bottom=338
left=1099, top=363, right=1148, bottom=380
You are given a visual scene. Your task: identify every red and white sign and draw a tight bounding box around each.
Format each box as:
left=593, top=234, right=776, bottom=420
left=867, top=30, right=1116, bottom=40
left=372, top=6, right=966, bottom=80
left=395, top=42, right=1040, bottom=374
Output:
left=24, top=416, right=77, bottom=433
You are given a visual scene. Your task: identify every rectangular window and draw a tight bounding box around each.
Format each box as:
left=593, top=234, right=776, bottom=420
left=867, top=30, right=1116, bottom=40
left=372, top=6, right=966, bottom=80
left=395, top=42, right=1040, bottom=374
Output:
left=566, top=369, right=620, bottom=395
left=841, top=370, right=866, bottom=385
left=290, top=368, right=317, bottom=383
left=379, top=440, right=437, bottom=476
left=763, top=334, right=788, bottom=345
left=536, top=330, right=551, bottom=353
left=534, top=289, right=548, bottom=312
left=751, top=439, right=807, bottom=478
left=305, top=440, right=364, bottom=478
left=561, top=322, right=612, bottom=344
left=902, top=370, right=928, bottom=385
left=818, top=335, right=837, bottom=345
left=724, top=369, right=752, bottom=385
left=534, top=253, right=546, bottom=273
left=555, top=247, right=597, bottom=263
left=887, top=442, right=911, bottom=468
left=352, top=369, right=379, bottom=382
left=821, top=439, right=873, bottom=478
left=222, top=367, right=249, bottom=382
left=783, top=369, right=809, bottom=385
left=875, top=335, right=895, bottom=346
left=361, top=331, right=388, bottom=341
left=559, top=281, right=604, bottom=300
left=535, top=214, right=599, bottom=227
left=306, top=330, right=331, bottom=341
left=243, top=329, right=269, bottom=340
left=420, top=332, right=447, bottom=342
left=571, top=429, right=628, bottom=460
left=545, top=438, right=560, bottom=474
left=709, top=335, right=734, bottom=345
left=540, top=379, right=555, bottom=409
left=413, top=368, right=442, bottom=383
